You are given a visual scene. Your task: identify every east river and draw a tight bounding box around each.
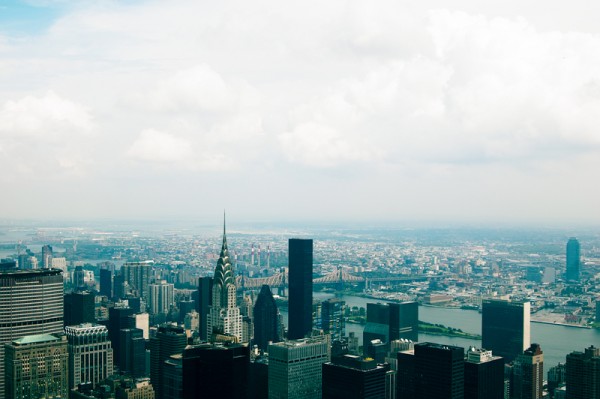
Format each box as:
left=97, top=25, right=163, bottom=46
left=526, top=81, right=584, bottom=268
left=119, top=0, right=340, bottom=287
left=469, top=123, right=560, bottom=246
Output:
left=281, top=292, right=600, bottom=377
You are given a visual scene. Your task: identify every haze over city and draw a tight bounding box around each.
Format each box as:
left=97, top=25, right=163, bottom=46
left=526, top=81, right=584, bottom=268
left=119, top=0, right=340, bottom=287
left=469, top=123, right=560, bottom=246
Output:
left=1, top=0, right=600, bottom=226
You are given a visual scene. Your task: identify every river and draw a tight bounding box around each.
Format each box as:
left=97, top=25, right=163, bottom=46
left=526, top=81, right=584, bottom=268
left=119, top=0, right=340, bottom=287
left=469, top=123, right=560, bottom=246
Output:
left=280, top=292, right=600, bottom=376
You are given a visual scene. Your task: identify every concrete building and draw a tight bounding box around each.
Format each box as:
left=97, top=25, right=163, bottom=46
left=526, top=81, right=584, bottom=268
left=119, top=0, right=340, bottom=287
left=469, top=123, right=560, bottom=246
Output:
left=148, top=280, right=174, bottom=315
left=268, top=336, right=330, bottom=399
left=0, top=268, right=64, bottom=398
left=512, top=344, right=544, bottom=399
left=66, top=324, right=114, bottom=389
left=5, top=333, right=69, bottom=399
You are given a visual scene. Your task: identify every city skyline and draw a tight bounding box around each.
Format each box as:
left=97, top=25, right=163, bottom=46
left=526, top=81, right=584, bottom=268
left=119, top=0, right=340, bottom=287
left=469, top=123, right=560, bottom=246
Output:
left=1, top=1, right=600, bottom=226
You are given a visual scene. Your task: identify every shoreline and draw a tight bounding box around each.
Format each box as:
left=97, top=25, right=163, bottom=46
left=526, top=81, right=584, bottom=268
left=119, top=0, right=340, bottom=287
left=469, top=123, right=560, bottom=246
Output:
left=531, top=320, right=591, bottom=329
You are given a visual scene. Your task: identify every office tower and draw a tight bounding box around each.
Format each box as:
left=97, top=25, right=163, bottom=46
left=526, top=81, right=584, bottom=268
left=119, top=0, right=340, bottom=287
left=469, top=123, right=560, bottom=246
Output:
left=150, top=324, right=187, bottom=399
left=65, top=323, right=114, bottom=389
left=0, top=268, right=64, bottom=398
left=148, top=280, right=174, bottom=315
left=121, top=261, right=153, bottom=301
left=396, top=342, right=464, bottom=399
left=74, top=265, right=86, bottom=288
left=249, top=356, right=269, bottom=399
left=565, top=345, right=600, bottom=399
left=206, top=219, right=243, bottom=342
left=512, top=344, right=543, bottom=399
left=41, top=244, right=53, bottom=268
left=182, top=343, right=250, bottom=399
left=135, top=312, right=150, bottom=339
left=114, top=273, right=126, bottom=299
left=119, top=328, right=146, bottom=378
left=322, top=355, right=387, bottom=399
left=163, top=354, right=182, bottom=399
left=253, top=284, right=281, bottom=352
left=268, top=336, right=330, bottom=399
left=464, top=348, right=504, bottom=399
left=363, top=302, right=418, bottom=355
left=547, top=363, right=566, bottom=398
left=482, top=299, right=530, bottom=363
left=288, top=238, right=313, bottom=340
left=100, top=268, right=113, bottom=299
left=366, top=339, right=388, bottom=364
left=5, top=334, right=68, bottom=399
left=196, top=276, right=213, bottom=341
left=321, top=298, right=345, bottom=342
left=127, top=296, right=143, bottom=313
left=108, top=305, right=135, bottom=364
left=64, top=290, right=96, bottom=327
left=566, top=238, right=581, bottom=282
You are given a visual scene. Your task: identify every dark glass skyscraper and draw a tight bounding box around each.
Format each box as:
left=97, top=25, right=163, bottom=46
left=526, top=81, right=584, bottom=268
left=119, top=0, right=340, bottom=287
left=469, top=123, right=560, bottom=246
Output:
left=196, top=276, right=213, bottom=341
left=64, top=290, right=96, bottom=327
left=182, top=343, right=250, bottom=399
left=322, top=355, right=387, bottom=399
left=566, top=237, right=581, bottom=282
left=288, top=238, right=313, bottom=340
left=253, top=284, right=280, bottom=352
left=464, top=348, right=504, bottom=399
left=482, top=299, right=530, bottom=363
left=565, top=345, right=600, bottom=399
left=363, top=302, right=418, bottom=355
left=100, top=267, right=113, bottom=299
left=150, top=324, right=188, bottom=399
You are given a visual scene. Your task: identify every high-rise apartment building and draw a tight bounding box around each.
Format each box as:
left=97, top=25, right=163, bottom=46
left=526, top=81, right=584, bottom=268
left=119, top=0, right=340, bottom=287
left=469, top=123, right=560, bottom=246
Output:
left=364, top=302, right=418, bottom=355
left=288, top=238, right=313, bottom=340
left=464, top=348, right=504, bottom=399
left=482, top=299, right=530, bottom=363
left=65, top=323, right=114, bottom=389
left=148, top=280, right=174, bottom=315
left=565, top=345, right=600, bottom=399
left=566, top=238, right=581, bottom=282
left=322, top=355, right=387, bottom=399
left=121, top=261, right=153, bottom=302
left=396, top=342, right=464, bottom=399
left=253, top=284, right=281, bottom=352
left=150, top=324, right=187, bottom=399
left=268, top=336, right=330, bottom=399
left=512, top=344, right=544, bottom=399
left=5, top=333, right=69, bottom=399
left=0, top=268, right=64, bottom=398
left=64, top=290, right=96, bottom=327
left=182, top=343, right=250, bottom=399
left=206, top=219, right=242, bottom=342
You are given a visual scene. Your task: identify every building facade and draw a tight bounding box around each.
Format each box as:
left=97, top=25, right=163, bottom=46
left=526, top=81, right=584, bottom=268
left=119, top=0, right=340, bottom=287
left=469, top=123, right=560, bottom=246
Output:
left=253, top=284, right=281, bottom=352
left=464, top=348, right=504, bottom=399
left=268, top=336, right=330, bottom=399
left=512, top=344, right=544, bottom=399
left=288, top=239, right=313, bottom=340
left=5, top=334, right=69, bottom=399
left=0, top=268, right=64, bottom=398
left=482, top=299, right=530, bottom=363
left=66, top=323, right=114, bottom=389
left=149, top=324, right=187, bottom=399
left=565, top=345, right=600, bottom=399
left=566, top=238, right=581, bottom=282
left=322, top=355, right=387, bottom=399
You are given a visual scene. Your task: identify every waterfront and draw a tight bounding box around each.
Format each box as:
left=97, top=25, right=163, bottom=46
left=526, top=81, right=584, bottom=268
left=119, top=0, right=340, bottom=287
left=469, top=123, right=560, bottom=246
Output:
left=282, top=292, right=600, bottom=377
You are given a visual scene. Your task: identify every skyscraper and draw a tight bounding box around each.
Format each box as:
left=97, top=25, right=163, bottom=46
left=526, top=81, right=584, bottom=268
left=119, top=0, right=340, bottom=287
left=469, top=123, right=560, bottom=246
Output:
left=464, top=348, right=504, bottom=399
left=150, top=324, right=188, bottom=399
left=65, top=323, right=114, bottom=389
left=512, top=344, right=544, bottom=399
left=566, top=238, right=581, bottom=282
left=0, top=268, right=64, bottom=398
left=5, top=333, right=68, bottom=399
left=321, top=298, right=346, bottom=342
left=148, top=280, right=175, bottom=315
left=206, top=218, right=242, bottom=342
left=482, top=299, right=530, bottom=363
left=565, top=345, right=600, bottom=399
left=121, top=260, right=153, bottom=302
left=397, top=342, right=464, bottom=399
left=182, top=343, right=250, bottom=399
left=322, top=355, right=387, bottom=399
left=64, top=290, right=96, bottom=327
left=100, top=267, right=113, bottom=299
left=196, top=276, right=213, bottom=341
left=268, top=336, right=330, bottom=399
left=363, top=302, right=418, bottom=355
left=119, top=328, right=146, bottom=378
left=288, top=238, right=313, bottom=340
left=253, top=284, right=281, bottom=352
left=108, top=304, right=135, bottom=363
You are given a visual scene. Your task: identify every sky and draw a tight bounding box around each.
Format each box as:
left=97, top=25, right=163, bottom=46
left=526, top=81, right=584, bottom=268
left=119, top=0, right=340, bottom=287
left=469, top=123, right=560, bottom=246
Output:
left=1, top=0, right=599, bottom=226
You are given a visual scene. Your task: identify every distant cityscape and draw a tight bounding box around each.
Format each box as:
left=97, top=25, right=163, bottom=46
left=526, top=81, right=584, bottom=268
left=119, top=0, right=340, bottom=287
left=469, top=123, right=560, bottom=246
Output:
left=0, top=220, right=599, bottom=399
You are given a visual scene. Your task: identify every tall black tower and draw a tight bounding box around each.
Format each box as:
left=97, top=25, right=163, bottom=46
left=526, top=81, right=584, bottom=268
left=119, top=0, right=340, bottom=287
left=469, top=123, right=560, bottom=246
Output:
left=195, top=276, right=213, bottom=341
left=288, top=238, right=313, bottom=340
left=64, top=290, right=95, bottom=327
left=253, top=285, right=280, bottom=352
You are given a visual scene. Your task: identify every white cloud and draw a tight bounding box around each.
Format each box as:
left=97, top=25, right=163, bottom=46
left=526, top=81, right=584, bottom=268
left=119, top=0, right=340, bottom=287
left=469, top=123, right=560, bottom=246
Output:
left=127, top=129, right=192, bottom=163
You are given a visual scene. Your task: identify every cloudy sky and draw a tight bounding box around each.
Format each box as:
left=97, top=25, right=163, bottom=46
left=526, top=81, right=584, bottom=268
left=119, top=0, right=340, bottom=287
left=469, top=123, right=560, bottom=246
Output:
left=1, top=0, right=599, bottom=226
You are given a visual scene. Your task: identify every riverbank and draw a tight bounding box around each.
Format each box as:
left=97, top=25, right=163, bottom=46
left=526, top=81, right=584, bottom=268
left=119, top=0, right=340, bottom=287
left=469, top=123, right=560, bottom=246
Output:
left=418, top=321, right=481, bottom=340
